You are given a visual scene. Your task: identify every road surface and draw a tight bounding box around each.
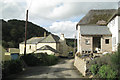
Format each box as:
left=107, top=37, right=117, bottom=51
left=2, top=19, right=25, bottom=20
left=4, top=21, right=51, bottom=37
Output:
left=6, top=58, right=83, bottom=79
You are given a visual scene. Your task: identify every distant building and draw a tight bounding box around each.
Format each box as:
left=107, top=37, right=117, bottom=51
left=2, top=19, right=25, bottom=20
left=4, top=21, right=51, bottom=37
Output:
left=19, top=34, right=73, bottom=57
left=0, top=46, right=19, bottom=61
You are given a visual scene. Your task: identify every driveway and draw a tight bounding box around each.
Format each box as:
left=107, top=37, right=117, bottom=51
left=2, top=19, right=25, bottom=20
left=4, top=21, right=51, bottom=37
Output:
left=6, top=58, right=83, bottom=79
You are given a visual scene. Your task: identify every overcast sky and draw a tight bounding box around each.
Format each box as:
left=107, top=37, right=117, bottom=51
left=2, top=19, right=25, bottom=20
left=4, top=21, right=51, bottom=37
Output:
left=1, top=0, right=119, bottom=38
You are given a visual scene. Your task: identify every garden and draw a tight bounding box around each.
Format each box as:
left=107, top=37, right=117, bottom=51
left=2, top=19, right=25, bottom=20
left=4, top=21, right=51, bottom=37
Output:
left=89, top=48, right=120, bottom=79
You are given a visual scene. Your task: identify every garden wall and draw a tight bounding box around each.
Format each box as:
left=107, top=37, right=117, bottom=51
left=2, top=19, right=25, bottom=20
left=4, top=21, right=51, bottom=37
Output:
left=74, top=55, right=87, bottom=76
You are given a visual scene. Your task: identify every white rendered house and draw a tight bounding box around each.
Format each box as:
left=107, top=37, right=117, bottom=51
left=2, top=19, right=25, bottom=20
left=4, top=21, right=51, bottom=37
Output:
left=107, top=15, right=120, bottom=52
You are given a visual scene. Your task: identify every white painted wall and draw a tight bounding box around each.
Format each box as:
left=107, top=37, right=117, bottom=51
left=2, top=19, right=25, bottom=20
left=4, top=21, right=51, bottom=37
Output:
left=77, top=25, right=80, bottom=52
left=19, top=44, right=37, bottom=54
left=107, top=16, right=120, bottom=51
left=37, top=43, right=57, bottom=50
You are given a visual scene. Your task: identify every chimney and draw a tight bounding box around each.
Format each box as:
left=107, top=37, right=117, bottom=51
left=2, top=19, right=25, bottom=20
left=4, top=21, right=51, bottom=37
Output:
left=44, top=32, right=46, bottom=37
left=60, top=33, right=65, bottom=40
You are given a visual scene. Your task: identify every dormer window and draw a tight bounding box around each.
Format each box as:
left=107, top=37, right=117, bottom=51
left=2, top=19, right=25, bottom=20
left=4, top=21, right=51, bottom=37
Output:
left=96, top=20, right=107, bottom=25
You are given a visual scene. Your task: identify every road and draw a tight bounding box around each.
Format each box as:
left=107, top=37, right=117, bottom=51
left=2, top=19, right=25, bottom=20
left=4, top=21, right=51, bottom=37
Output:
left=7, top=58, right=83, bottom=79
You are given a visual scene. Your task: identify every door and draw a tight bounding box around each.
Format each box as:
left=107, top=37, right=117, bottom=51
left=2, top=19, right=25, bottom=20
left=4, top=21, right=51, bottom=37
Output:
left=93, top=37, right=101, bottom=53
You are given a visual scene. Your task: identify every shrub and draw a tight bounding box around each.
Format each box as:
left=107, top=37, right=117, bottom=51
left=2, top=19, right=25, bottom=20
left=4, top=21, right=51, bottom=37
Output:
left=90, top=64, right=98, bottom=75
left=2, top=59, right=23, bottom=77
left=20, top=54, right=41, bottom=66
left=98, top=65, right=117, bottom=78
left=89, top=54, right=112, bottom=67
left=45, top=55, right=58, bottom=66
left=21, top=53, right=59, bottom=66
left=110, top=49, right=120, bottom=77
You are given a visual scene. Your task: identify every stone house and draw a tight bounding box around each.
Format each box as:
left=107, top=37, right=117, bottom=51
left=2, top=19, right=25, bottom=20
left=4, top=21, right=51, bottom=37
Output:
left=76, top=25, right=112, bottom=54
left=74, top=8, right=120, bottom=76
left=76, top=9, right=120, bottom=54
left=19, top=34, right=73, bottom=56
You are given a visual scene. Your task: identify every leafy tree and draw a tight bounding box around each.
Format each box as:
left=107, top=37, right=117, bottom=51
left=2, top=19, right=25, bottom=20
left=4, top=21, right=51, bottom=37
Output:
left=7, top=42, right=14, bottom=48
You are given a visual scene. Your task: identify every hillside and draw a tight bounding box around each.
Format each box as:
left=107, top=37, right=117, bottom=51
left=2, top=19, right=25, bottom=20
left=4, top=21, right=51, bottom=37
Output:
left=2, top=19, right=50, bottom=48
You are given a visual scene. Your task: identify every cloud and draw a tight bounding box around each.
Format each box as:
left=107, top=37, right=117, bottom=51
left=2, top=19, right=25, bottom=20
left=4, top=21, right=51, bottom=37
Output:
left=1, top=0, right=118, bottom=22
left=45, top=21, right=77, bottom=38
left=1, top=0, right=119, bottom=38
left=29, top=1, right=118, bottom=20
left=1, top=0, right=26, bottom=19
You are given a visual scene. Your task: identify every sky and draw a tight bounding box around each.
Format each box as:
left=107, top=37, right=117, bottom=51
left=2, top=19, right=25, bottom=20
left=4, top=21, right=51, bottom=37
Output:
left=0, top=0, right=119, bottom=38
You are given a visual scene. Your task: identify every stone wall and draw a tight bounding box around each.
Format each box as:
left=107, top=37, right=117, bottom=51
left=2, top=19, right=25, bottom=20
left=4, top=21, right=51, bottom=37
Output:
left=80, top=36, right=93, bottom=53
left=101, top=36, right=112, bottom=52
left=74, top=55, right=87, bottom=76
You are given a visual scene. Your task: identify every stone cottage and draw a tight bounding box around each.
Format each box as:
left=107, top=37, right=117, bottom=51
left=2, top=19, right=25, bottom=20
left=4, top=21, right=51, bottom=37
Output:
left=74, top=8, right=120, bottom=76
left=76, top=9, right=120, bottom=54
left=19, top=34, right=73, bottom=56
left=76, top=25, right=112, bottom=54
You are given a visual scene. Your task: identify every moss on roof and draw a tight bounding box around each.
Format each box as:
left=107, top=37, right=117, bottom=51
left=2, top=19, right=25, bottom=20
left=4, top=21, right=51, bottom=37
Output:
left=77, top=9, right=117, bottom=25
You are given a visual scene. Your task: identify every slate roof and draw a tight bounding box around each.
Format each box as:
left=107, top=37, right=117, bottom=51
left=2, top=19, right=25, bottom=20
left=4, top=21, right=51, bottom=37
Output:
left=80, top=25, right=112, bottom=36
left=21, top=34, right=60, bottom=44
left=21, top=37, right=45, bottom=44
left=77, top=9, right=117, bottom=26
left=41, top=34, right=60, bottom=43
left=36, top=45, right=59, bottom=53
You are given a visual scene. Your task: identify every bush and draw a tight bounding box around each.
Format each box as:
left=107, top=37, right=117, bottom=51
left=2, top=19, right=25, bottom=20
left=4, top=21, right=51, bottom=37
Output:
left=89, top=54, right=112, bottom=67
left=110, top=49, right=120, bottom=77
left=20, top=54, right=41, bottom=66
left=90, top=64, right=98, bottom=75
left=98, top=65, right=117, bottom=78
left=21, top=53, right=59, bottom=66
left=2, top=59, right=23, bottom=77
left=45, top=55, right=58, bottom=66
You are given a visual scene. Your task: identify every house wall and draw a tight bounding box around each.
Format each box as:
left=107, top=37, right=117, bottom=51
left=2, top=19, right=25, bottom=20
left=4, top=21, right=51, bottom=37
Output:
left=80, top=36, right=93, bottom=53
left=37, top=43, right=57, bottom=50
left=34, top=50, right=55, bottom=55
left=79, top=35, right=112, bottom=53
left=118, top=16, right=120, bottom=44
left=107, top=16, right=120, bottom=51
left=101, top=36, right=112, bottom=52
left=77, top=25, right=80, bottom=52
left=56, top=43, right=60, bottom=52
left=59, top=40, right=69, bottom=56
left=19, top=44, right=37, bottom=54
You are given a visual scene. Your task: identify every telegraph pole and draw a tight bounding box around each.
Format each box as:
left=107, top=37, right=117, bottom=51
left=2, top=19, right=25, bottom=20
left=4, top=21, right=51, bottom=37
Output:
left=24, top=10, right=28, bottom=56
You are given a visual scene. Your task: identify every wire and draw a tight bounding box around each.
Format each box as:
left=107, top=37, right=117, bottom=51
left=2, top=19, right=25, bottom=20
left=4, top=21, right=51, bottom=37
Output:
left=28, top=0, right=33, bottom=10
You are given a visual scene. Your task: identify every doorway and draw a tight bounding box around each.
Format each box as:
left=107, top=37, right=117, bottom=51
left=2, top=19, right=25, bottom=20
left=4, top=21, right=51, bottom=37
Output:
left=93, top=37, right=101, bottom=53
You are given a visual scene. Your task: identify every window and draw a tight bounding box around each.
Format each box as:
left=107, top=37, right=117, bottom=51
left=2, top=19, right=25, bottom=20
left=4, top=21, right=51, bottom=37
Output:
left=29, top=45, right=31, bottom=49
left=105, top=39, right=109, bottom=44
left=85, top=39, right=90, bottom=45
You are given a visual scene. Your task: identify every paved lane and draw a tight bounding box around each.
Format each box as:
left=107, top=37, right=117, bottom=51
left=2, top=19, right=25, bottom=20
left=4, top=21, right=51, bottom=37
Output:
left=7, top=58, right=82, bottom=79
